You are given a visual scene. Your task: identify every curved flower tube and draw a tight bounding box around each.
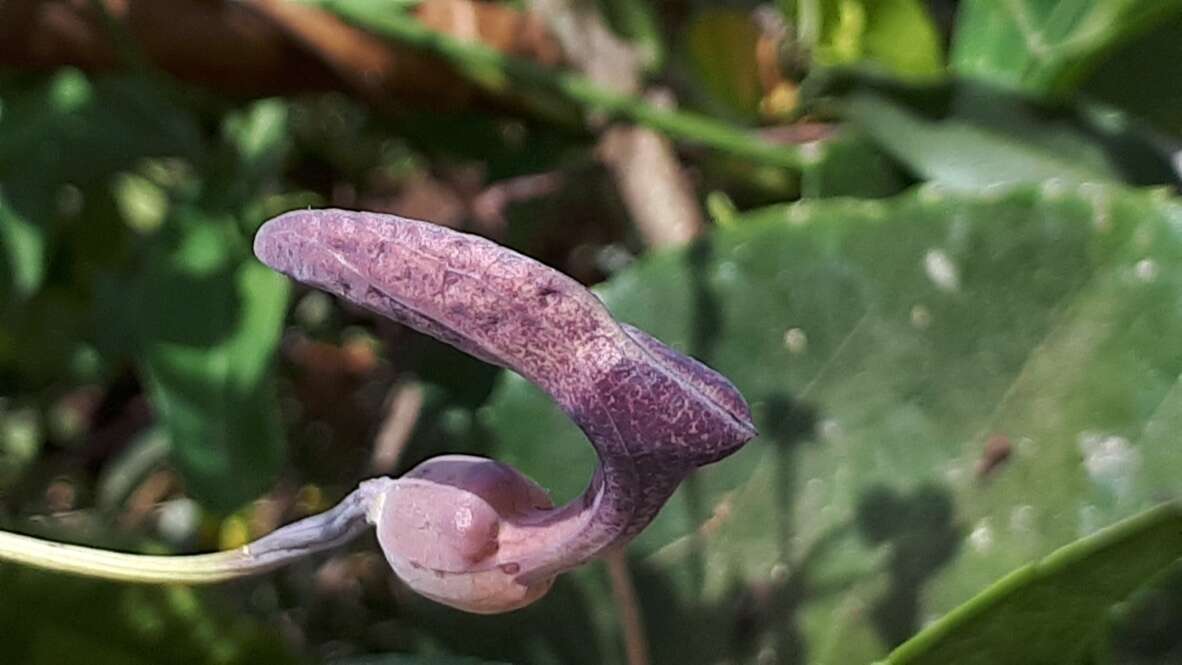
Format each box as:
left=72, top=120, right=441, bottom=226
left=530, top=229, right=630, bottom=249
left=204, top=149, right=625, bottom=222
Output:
left=0, top=208, right=756, bottom=615
left=254, top=209, right=756, bottom=611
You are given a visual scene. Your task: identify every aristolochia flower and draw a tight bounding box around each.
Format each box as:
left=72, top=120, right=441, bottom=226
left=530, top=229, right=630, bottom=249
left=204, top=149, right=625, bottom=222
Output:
left=255, top=209, right=757, bottom=612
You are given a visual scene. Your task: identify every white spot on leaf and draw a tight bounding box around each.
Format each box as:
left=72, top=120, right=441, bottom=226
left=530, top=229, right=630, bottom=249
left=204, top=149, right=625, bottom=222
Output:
left=969, top=518, right=994, bottom=553
left=819, top=419, right=844, bottom=442
left=716, top=260, right=739, bottom=283
left=769, top=562, right=788, bottom=583
left=924, top=249, right=960, bottom=292
left=1078, top=432, right=1140, bottom=498
left=1134, top=259, right=1158, bottom=283
left=788, top=205, right=811, bottom=226
left=783, top=328, right=808, bottom=354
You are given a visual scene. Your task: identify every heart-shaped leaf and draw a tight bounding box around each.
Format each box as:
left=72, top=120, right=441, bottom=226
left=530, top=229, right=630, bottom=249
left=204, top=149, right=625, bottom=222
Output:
left=476, top=183, right=1182, bottom=663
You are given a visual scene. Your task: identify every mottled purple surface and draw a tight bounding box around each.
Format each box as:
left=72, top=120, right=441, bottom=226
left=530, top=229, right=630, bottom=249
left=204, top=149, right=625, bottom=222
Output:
left=255, top=208, right=757, bottom=582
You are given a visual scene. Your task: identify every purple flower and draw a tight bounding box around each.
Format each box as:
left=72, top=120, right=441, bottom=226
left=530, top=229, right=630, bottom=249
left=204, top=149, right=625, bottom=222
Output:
left=255, top=209, right=756, bottom=612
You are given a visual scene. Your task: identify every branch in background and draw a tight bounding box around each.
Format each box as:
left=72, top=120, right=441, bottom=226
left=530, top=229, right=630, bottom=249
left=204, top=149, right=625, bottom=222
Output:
left=320, top=0, right=805, bottom=170
left=606, top=550, right=652, bottom=665
left=0, top=0, right=561, bottom=107
left=251, top=0, right=563, bottom=109
left=368, top=380, right=424, bottom=475
left=529, top=0, right=703, bottom=249
left=599, top=100, right=705, bottom=248
left=529, top=0, right=641, bottom=94
left=470, top=171, right=565, bottom=232
left=0, top=0, right=803, bottom=170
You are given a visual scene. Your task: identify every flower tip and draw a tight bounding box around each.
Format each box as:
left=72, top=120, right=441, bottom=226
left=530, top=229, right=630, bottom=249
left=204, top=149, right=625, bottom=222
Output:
left=253, top=208, right=320, bottom=274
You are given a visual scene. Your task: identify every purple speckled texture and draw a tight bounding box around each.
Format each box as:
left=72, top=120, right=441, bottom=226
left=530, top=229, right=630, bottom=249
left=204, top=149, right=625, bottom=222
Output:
left=254, top=208, right=757, bottom=580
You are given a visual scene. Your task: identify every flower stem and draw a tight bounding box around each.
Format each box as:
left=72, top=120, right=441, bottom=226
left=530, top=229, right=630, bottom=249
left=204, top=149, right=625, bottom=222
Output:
left=0, top=478, right=393, bottom=584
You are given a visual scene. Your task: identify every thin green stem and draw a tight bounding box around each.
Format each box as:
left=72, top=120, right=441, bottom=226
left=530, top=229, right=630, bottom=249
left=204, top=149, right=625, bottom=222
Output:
left=0, top=530, right=256, bottom=584
left=0, top=478, right=393, bottom=584
left=320, top=0, right=803, bottom=170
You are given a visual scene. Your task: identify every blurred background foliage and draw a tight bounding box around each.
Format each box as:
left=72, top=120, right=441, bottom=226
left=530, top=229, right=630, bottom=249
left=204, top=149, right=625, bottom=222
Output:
left=1, top=0, right=1182, bottom=663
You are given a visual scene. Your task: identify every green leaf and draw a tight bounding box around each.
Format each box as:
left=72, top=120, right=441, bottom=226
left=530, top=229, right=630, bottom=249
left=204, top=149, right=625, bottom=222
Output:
left=222, top=99, right=292, bottom=192
left=811, top=71, right=1178, bottom=190
left=798, top=130, right=909, bottom=199
left=1108, top=560, right=1182, bottom=663
left=0, top=70, right=205, bottom=383
left=950, top=0, right=1182, bottom=96
left=684, top=9, right=766, bottom=121
left=333, top=656, right=510, bottom=665
left=883, top=503, right=1182, bottom=664
left=0, top=190, right=46, bottom=300
left=1078, top=13, right=1182, bottom=137
left=133, top=213, right=290, bottom=512
left=477, top=183, right=1182, bottom=663
left=0, top=70, right=203, bottom=186
left=0, top=567, right=298, bottom=665
left=793, top=0, right=944, bottom=78
left=0, top=406, right=42, bottom=488
left=0, top=70, right=196, bottom=308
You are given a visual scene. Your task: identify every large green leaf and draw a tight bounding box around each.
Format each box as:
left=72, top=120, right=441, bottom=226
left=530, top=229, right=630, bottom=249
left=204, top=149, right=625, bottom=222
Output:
left=0, top=71, right=295, bottom=510
left=473, top=184, right=1182, bottom=663
left=126, top=212, right=290, bottom=512
left=950, top=0, right=1182, bottom=96
left=334, top=656, right=509, bottom=665
left=1078, top=13, right=1182, bottom=137
left=797, top=130, right=909, bottom=199
left=0, top=567, right=298, bottom=665
left=884, top=503, right=1182, bottom=664
left=101, top=210, right=293, bottom=512
left=0, top=70, right=205, bottom=381
left=810, top=72, right=1178, bottom=190
left=1107, top=559, right=1182, bottom=663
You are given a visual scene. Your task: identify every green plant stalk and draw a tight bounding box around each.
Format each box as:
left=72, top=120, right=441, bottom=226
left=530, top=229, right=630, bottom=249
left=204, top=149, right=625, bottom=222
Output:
left=0, top=529, right=259, bottom=584
left=321, top=0, right=803, bottom=170
left=0, top=479, right=389, bottom=584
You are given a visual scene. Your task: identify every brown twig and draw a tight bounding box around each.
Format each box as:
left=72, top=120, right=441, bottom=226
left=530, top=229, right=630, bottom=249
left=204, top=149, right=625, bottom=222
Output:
left=599, top=103, right=705, bottom=248
left=605, top=550, right=651, bottom=665
left=369, top=380, right=424, bottom=475
left=528, top=0, right=703, bottom=249
left=470, top=171, right=564, bottom=232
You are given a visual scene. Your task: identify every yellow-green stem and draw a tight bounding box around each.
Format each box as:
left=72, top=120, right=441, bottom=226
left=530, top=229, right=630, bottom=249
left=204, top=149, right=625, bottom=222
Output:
left=0, top=478, right=392, bottom=584
left=0, top=530, right=257, bottom=584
